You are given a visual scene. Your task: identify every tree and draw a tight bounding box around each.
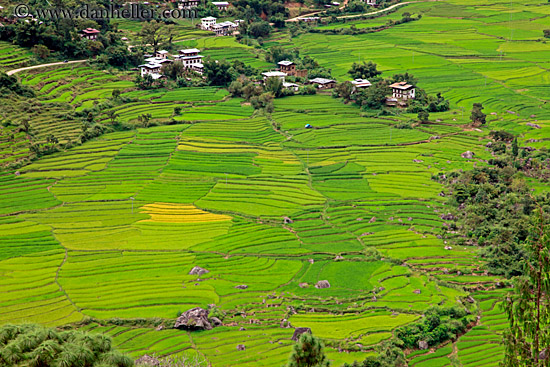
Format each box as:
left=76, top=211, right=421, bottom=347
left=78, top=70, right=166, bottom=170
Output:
left=138, top=113, right=152, bottom=128
left=106, top=110, right=119, bottom=125
left=470, top=102, right=487, bottom=125
left=348, top=61, right=381, bottom=80
left=334, top=81, right=354, bottom=101
left=287, top=333, right=330, bottom=367
left=264, top=77, right=283, bottom=98
left=112, top=89, right=121, bottom=100
left=0, top=324, right=132, bottom=367
left=502, top=208, right=550, bottom=367
left=203, top=58, right=234, bottom=86
left=512, top=137, right=519, bottom=157
left=31, top=44, right=50, bottom=60
left=249, top=21, right=272, bottom=38
left=418, top=110, right=429, bottom=122
left=138, top=21, right=165, bottom=52
left=354, top=80, right=390, bottom=110
left=161, top=61, right=185, bottom=80
left=543, top=29, right=550, bottom=38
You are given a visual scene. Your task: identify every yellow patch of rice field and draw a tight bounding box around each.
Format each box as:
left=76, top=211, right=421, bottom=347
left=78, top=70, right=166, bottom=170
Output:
left=140, top=203, right=231, bottom=223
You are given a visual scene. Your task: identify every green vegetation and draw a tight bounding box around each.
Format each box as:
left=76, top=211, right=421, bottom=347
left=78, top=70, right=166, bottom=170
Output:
left=1, top=0, right=550, bottom=366
left=0, top=323, right=132, bottom=367
left=288, top=333, right=330, bottom=367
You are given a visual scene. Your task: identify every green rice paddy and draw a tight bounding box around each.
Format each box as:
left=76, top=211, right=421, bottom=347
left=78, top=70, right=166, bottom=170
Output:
left=1, top=0, right=549, bottom=365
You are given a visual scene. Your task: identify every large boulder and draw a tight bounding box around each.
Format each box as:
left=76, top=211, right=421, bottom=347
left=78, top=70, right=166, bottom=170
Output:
left=315, top=280, right=330, bottom=289
left=188, top=266, right=209, bottom=276
left=461, top=151, right=475, bottom=159
left=174, top=307, right=212, bottom=330
left=418, top=340, right=429, bottom=350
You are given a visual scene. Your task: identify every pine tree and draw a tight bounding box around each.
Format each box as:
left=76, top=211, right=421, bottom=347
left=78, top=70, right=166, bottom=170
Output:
left=287, top=333, right=330, bottom=367
left=512, top=137, right=519, bottom=157
left=502, top=207, right=550, bottom=367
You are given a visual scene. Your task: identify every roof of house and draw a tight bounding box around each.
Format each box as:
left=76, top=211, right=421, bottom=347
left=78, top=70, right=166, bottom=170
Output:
left=351, top=78, right=371, bottom=87
left=176, top=55, right=204, bottom=60
left=212, top=1, right=229, bottom=5
left=180, top=48, right=201, bottom=54
left=389, top=81, right=414, bottom=90
left=82, top=28, right=100, bottom=34
left=139, top=63, right=162, bottom=69
left=283, top=82, right=299, bottom=88
left=156, top=50, right=169, bottom=54
left=201, top=16, right=217, bottom=21
left=194, top=63, right=204, bottom=68
left=310, top=77, right=335, bottom=84
left=218, top=21, right=237, bottom=27
left=262, top=71, right=287, bottom=78
left=278, top=60, right=294, bottom=66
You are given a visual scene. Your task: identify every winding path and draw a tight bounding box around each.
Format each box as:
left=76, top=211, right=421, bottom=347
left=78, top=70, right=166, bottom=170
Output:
left=286, top=0, right=439, bottom=22
left=6, top=59, right=87, bottom=76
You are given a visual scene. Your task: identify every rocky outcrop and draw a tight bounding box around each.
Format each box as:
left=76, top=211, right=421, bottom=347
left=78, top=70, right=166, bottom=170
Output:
left=188, top=266, right=209, bottom=276
left=315, top=280, right=330, bottom=289
left=291, top=327, right=312, bottom=341
left=174, top=307, right=212, bottom=330
left=461, top=151, right=475, bottom=159
left=135, top=355, right=160, bottom=366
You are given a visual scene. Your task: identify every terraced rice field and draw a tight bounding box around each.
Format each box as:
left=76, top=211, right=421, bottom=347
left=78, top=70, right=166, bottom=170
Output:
left=1, top=0, right=550, bottom=365
left=0, top=41, right=33, bottom=69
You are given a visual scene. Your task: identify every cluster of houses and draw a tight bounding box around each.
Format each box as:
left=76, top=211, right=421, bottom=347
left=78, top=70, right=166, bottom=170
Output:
left=179, top=0, right=229, bottom=10
left=138, top=48, right=205, bottom=79
left=200, top=17, right=243, bottom=36
left=260, top=60, right=416, bottom=106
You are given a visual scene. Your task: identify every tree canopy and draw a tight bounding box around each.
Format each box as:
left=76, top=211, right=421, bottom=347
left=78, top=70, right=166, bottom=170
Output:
left=0, top=323, right=133, bottom=367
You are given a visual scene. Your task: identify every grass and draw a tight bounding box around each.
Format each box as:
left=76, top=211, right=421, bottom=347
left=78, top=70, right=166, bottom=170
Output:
left=1, top=1, right=550, bottom=365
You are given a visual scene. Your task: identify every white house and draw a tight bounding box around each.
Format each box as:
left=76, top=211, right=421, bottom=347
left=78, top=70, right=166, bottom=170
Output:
left=211, top=21, right=237, bottom=36
left=139, top=63, right=162, bottom=78
left=389, top=81, right=416, bottom=100
left=364, top=0, right=376, bottom=5
left=262, top=71, right=287, bottom=81
left=179, top=0, right=199, bottom=8
left=309, top=78, right=336, bottom=89
left=351, top=78, right=371, bottom=92
left=212, top=1, right=229, bottom=11
left=175, top=48, right=205, bottom=73
left=283, top=81, right=299, bottom=92
left=201, top=16, right=217, bottom=30
left=155, top=50, right=169, bottom=59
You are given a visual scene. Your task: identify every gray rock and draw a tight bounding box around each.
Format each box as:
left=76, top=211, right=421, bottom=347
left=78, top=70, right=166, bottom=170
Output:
left=188, top=266, right=209, bottom=276
left=235, top=284, right=248, bottom=289
left=461, top=151, right=475, bottom=159
left=413, top=289, right=421, bottom=294
left=283, top=216, right=293, bottom=224
left=291, top=327, right=312, bottom=341
left=418, top=340, right=429, bottom=350
left=237, top=344, right=246, bottom=351
left=299, top=282, right=309, bottom=288
left=369, top=216, right=377, bottom=223
left=174, top=307, right=212, bottom=330
left=526, top=122, right=541, bottom=129
left=315, top=280, right=330, bottom=289
left=211, top=317, right=223, bottom=327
